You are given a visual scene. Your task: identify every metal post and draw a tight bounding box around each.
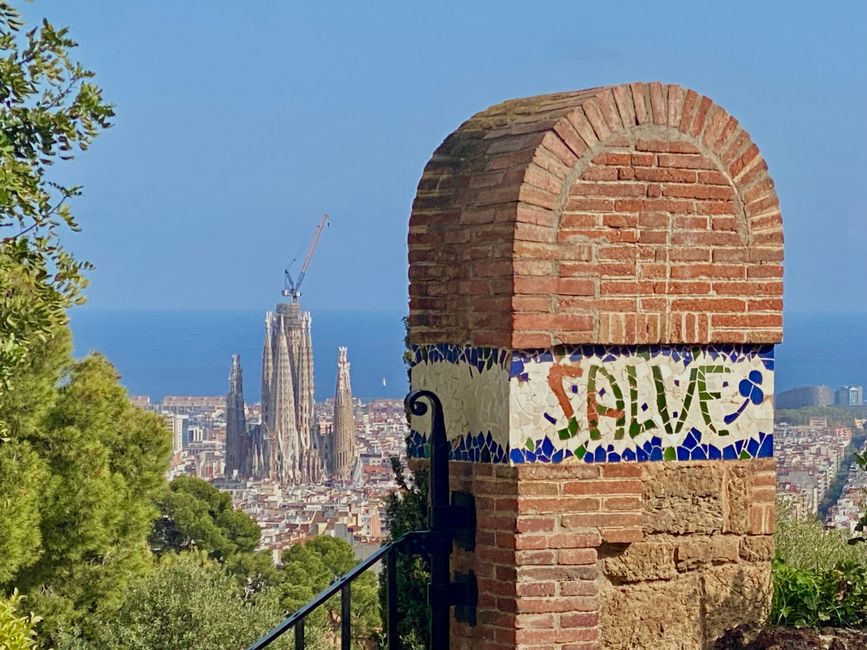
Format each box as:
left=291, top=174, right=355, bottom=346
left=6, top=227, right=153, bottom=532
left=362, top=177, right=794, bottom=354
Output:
left=387, top=547, right=399, bottom=650
left=294, top=619, right=304, bottom=650
left=406, top=390, right=451, bottom=650
left=341, top=584, right=351, bottom=650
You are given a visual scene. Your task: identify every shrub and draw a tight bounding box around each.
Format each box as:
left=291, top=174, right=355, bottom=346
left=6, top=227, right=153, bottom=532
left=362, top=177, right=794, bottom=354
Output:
left=771, top=559, right=867, bottom=628
left=772, top=503, right=867, bottom=628
left=0, top=590, right=40, bottom=650
left=775, top=502, right=867, bottom=571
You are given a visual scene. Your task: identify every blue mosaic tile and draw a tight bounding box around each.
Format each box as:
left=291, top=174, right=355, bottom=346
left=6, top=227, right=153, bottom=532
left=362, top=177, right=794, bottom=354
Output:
left=758, top=433, right=773, bottom=458
left=410, top=343, right=774, bottom=465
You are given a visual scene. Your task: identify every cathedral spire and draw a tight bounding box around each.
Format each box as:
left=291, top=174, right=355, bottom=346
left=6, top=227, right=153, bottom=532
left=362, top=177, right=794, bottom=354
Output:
left=333, top=346, right=357, bottom=482
left=224, top=354, right=249, bottom=478
left=259, top=301, right=324, bottom=486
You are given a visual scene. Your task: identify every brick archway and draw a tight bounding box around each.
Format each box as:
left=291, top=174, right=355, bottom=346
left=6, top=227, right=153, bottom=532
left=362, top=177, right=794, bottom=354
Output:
left=409, top=82, right=783, bottom=348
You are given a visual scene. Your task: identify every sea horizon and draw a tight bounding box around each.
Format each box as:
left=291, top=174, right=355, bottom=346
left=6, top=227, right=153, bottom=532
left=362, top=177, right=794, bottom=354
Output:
left=69, top=307, right=867, bottom=403
left=70, top=307, right=409, bottom=403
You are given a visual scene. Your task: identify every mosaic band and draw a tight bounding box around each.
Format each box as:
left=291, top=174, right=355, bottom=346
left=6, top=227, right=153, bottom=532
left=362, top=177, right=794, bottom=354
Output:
left=408, top=344, right=774, bottom=464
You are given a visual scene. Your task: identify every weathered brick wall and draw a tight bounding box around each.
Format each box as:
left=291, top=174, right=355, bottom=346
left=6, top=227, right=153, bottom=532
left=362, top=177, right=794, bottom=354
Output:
left=443, top=459, right=775, bottom=650
left=409, top=82, right=782, bottom=348
left=407, top=83, right=782, bottom=650
left=599, top=459, right=775, bottom=650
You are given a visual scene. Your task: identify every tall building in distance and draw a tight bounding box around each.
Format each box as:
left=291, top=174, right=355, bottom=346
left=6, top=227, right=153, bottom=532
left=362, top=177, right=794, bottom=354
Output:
left=332, top=346, right=358, bottom=482
left=776, top=385, right=834, bottom=410
left=224, top=354, right=249, bottom=477
left=835, top=385, right=864, bottom=407
left=260, top=301, right=323, bottom=485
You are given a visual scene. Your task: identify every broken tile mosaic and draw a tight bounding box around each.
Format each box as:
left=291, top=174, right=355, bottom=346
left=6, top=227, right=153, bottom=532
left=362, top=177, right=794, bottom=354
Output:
left=409, top=344, right=774, bottom=465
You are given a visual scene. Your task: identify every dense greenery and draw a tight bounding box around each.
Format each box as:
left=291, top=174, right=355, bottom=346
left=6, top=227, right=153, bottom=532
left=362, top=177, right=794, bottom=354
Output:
left=775, top=503, right=867, bottom=572
left=53, top=554, right=302, bottom=650
left=380, top=457, right=430, bottom=650
left=771, top=559, right=867, bottom=629
left=772, top=504, right=867, bottom=629
left=0, top=590, right=40, bottom=650
left=151, top=476, right=261, bottom=560
left=1, top=348, right=173, bottom=643
left=279, top=536, right=380, bottom=648
left=775, top=405, right=867, bottom=427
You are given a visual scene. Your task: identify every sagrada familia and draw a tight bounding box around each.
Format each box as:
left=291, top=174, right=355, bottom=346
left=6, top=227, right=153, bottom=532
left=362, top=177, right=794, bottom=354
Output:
left=223, top=299, right=359, bottom=485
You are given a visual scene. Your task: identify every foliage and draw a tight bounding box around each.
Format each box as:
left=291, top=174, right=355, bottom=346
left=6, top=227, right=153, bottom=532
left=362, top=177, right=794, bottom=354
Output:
left=150, top=476, right=260, bottom=561
left=380, top=457, right=429, bottom=649
left=775, top=502, right=867, bottom=571
left=0, top=590, right=40, bottom=650
left=772, top=503, right=867, bottom=629
left=0, top=438, right=45, bottom=584
left=279, top=536, right=379, bottom=648
left=775, top=406, right=867, bottom=428
left=771, top=559, right=867, bottom=628
left=2, top=353, right=172, bottom=643
left=0, top=1, right=112, bottom=392
left=54, top=553, right=311, bottom=650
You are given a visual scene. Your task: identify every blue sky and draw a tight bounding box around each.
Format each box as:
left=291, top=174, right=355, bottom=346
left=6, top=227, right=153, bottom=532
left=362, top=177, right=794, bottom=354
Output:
left=27, top=1, right=867, bottom=312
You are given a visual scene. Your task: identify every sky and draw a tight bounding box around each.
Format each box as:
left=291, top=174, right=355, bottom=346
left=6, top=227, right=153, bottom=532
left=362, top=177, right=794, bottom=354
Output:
left=25, top=0, right=867, bottom=313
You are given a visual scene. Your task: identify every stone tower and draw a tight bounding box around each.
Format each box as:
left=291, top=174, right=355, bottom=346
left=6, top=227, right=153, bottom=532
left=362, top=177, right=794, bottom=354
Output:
left=224, top=354, right=249, bottom=477
left=260, top=301, right=323, bottom=485
left=332, top=346, right=357, bottom=482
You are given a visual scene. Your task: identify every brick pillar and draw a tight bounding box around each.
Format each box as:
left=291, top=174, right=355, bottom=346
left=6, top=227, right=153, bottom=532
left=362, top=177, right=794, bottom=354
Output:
left=407, top=83, right=782, bottom=650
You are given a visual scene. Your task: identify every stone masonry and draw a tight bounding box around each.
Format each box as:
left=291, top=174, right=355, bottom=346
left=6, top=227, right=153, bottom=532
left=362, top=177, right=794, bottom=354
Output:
left=407, top=82, right=782, bottom=649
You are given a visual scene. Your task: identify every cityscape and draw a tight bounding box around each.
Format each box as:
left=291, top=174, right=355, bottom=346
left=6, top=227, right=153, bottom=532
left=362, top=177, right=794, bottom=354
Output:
left=143, top=280, right=409, bottom=559
left=139, top=298, right=867, bottom=560
left=3, top=1, right=867, bottom=649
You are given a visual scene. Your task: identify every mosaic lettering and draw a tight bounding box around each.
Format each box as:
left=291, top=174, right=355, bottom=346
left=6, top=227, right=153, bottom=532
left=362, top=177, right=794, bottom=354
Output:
left=409, top=344, right=774, bottom=464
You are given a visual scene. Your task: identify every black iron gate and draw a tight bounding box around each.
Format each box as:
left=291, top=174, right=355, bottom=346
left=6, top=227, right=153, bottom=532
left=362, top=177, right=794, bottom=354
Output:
left=246, top=390, right=477, bottom=650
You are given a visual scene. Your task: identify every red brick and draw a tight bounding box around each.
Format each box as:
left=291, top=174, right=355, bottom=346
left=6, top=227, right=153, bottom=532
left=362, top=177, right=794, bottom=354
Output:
left=559, top=580, right=598, bottom=597
left=581, top=166, right=619, bottom=181
left=649, top=81, right=667, bottom=125
left=558, top=278, right=596, bottom=296
left=591, top=152, right=631, bottom=166
left=604, top=496, right=642, bottom=511
left=517, top=596, right=597, bottom=614
left=515, top=534, right=549, bottom=550
left=560, top=611, right=600, bottom=628
left=521, top=565, right=598, bottom=582
left=517, top=497, right=600, bottom=514
left=516, top=550, right=556, bottom=565
left=583, top=99, right=611, bottom=140
left=409, top=83, right=783, bottom=411
left=658, top=152, right=717, bottom=169
left=612, top=84, right=636, bottom=126
left=559, top=548, right=598, bottom=565
left=562, top=512, right=643, bottom=528
left=516, top=583, right=556, bottom=598
left=517, top=628, right=598, bottom=644
left=547, top=532, right=602, bottom=549
left=663, top=183, right=734, bottom=200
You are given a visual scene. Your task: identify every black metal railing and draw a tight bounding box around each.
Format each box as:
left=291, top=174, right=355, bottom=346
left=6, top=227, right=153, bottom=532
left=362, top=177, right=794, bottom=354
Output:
left=246, top=390, right=477, bottom=650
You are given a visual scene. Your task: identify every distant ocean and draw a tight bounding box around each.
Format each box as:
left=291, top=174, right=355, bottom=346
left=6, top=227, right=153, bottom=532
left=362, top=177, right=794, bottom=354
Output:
left=70, top=309, right=408, bottom=402
left=69, top=309, right=867, bottom=402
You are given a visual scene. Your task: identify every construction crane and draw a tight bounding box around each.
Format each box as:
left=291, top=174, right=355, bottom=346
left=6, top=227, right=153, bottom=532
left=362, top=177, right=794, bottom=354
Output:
left=282, top=213, right=330, bottom=302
